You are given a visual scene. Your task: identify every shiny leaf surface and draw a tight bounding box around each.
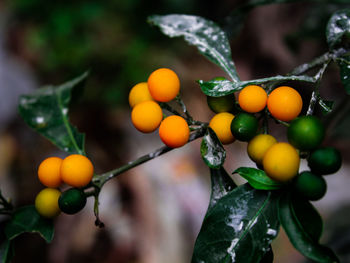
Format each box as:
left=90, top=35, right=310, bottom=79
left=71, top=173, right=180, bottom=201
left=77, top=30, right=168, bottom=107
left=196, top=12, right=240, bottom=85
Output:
left=233, top=167, right=283, bottom=190
left=200, top=128, right=226, bottom=169
left=18, top=72, right=88, bottom=155
left=148, top=14, right=240, bottom=82
left=192, top=184, right=279, bottom=263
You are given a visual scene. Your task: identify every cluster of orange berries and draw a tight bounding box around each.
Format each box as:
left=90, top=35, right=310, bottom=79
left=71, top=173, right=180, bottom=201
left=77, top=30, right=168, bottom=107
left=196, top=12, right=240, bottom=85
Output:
left=34, top=154, right=94, bottom=218
left=208, top=83, right=342, bottom=200
left=208, top=85, right=301, bottom=179
left=129, top=68, right=190, bottom=148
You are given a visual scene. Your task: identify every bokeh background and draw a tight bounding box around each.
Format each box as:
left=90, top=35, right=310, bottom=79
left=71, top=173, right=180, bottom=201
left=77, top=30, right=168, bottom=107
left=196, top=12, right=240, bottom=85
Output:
left=1, top=0, right=350, bottom=262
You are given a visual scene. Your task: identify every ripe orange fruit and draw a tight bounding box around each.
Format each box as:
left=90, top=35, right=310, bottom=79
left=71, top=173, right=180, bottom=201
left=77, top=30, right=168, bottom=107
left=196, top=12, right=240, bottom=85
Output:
left=267, top=86, right=302, bottom=122
left=128, top=82, right=154, bottom=108
left=263, top=142, right=300, bottom=182
left=209, top=112, right=235, bottom=145
left=147, top=68, right=180, bottom=102
left=38, top=157, right=63, bottom=188
left=159, top=115, right=190, bottom=148
left=131, top=100, right=163, bottom=133
left=61, top=154, right=94, bottom=188
left=238, top=85, right=267, bottom=113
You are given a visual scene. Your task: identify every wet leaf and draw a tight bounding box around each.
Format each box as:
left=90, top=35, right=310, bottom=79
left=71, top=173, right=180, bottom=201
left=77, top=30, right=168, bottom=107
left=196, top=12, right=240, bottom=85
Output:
left=148, top=14, right=240, bottom=82
left=198, top=75, right=315, bottom=97
left=279, top=192, right=339, bottom=263
left=5, top=206, right=54, bottom=243
left=208, top=167, right=236, bottom=210
left=326, top=9, right=350, bottom=49
left=18, top=72, right=88, bottom=155
left=200, top=128, right=226, bottom=169
left=192, top=184, right=279, bottom=263
left=337, top=57, right=350, bottom=94
left=233, top=167, right=284, bottom=190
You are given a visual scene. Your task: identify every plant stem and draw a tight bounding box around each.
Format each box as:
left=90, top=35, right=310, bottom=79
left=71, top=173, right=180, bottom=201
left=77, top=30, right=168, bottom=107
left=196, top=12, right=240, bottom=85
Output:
left=307, top=61, right=330, bottom=115
left=159, top=103, right=182, bottom=116
left=175, top=95, right=194, bottom=123
left=92, top=125, right=207, bottom=188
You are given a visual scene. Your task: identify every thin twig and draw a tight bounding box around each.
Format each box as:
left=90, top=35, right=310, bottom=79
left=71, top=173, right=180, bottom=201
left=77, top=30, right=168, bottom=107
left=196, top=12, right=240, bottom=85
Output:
left=175, top=95, right=194, bottom=123
left=92, top=125, right=207, bottom=188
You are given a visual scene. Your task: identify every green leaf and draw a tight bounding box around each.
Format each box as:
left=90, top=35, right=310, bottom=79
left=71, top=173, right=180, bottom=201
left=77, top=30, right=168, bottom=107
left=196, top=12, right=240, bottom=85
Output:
left=208, top=167, right=236, bottom=210
left=233, top=167, right=284, bottom=190
left=192, top=184, right=280, bottom=263
left=200, top=128, right=226, bottom=169
left=279, top=192, right=339, bottom=263
left=18, top=72, right=88, bottom=155
left=5, top=206, right=54, bottom=243
left=148, top=14, right=240, bottom=82
left=291, top=195, right=323, bottom=242
left=318, top=98, right=335, bottom=115
left=0, top=240, right=14, bottom=263
left=198, top=75, right=315, bottom=97
left=337, top=57, right=350, bottom=94
left=326, top=9, right=350, bottom=49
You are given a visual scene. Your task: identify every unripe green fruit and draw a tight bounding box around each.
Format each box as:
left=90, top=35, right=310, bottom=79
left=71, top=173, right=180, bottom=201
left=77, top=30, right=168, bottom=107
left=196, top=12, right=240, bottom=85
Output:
left=308, top=147, right=342, bottom=175
left=230, top=113, right=258, bottom=142
left=294, top=171, right=327, bottom=201
left=58, top=188, right=87, bottom=214
left=287, top=116, right=325, bottom=151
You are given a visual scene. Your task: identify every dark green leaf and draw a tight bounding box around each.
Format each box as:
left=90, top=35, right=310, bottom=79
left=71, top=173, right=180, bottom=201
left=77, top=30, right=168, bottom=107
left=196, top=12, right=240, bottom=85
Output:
left=319, top=98, right=335, bottom=115
left=200, top=128, right=226, bottom=169
left=233, top=167, right=284, bottom=190
left=5, top=206, right=54, bottom=243
left=291, top=195, right=323, bottom=242
left=148, top=15, right=240, bottom=82
left=198, top=75, right=315, bottom=97
left=18, top=72, right=88, bottom=155
left=279, top=192, right=339, bottom=263
left=337, top=57, right=350, bottom=94
left=208, top=167, right=236, bottom=210
left=0, top=240, right=14, bottom=263
left=326, top=9, right=350, bottom=49
left=192, top=184, right=280, bottom=263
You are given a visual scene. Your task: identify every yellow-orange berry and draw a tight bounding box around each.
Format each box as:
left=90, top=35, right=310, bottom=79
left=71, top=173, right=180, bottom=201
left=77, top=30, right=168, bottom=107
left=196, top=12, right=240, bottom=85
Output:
left=147, top=68, right=180, bottom=102
left=238, top=85, right=267, bottom=113
left=61, top=154, right=94, bottom=188
left=263, top=142, right=300, bottom=182
left=128, top=82, right=154, bottom=108
left=131, top=101, right=163, bottom=133
left=38, top=157, right=63, bottom=188
left=35, top=188, right=61, bottom=218
left=159, top=115, right=190, bottom=148
left=209, top=112, right=235, bottom=145
left=267, top=86, right=303, bottom=122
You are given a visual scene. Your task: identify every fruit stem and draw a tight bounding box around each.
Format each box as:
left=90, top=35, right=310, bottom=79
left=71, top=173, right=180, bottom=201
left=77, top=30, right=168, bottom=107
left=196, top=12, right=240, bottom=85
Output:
left=307, top=61, right=330, bottom=116
left=92, top=126, right=207, bottom=188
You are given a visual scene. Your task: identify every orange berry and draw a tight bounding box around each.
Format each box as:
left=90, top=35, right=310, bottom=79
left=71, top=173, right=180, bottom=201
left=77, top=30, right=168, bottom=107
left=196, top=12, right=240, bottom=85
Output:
left=131, top=101, right=163, bottom=133
left=61, top=154, right=94, bottom=188
left=128, top=82, right=154, bottom=108
left=209, top=112, right=235, bottom=145
left=267, top=86, right=303, bottom=122
left=38, top=157, right=63, bottom=188
left=238, top=85, right=267, bottom=113
left=159, top=115, right=190, bottom=148
left=263, top=142, right=300, bottom=182
left=147, top=68, right=180, bottom=102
